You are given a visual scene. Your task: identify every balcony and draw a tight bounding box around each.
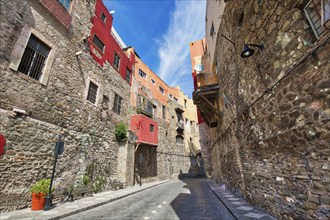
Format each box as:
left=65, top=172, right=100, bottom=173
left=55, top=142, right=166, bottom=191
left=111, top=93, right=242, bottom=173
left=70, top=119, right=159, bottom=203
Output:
left=174, top=102, right=184, bottom=114
left=137, top=95, right=153, bottom=118
left=193, top=84, right=223, bottom=128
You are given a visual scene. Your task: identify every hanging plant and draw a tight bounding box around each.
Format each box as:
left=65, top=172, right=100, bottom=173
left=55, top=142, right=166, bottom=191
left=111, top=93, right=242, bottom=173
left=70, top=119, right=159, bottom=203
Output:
left=115, top=122, right=128, bottom=142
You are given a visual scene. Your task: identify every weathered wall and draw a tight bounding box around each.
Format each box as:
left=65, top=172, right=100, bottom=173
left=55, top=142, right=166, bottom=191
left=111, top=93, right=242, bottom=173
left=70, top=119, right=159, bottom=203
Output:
left=211, top=0, right=330, bottom=219
left=0, top=0, right=133, bottom=211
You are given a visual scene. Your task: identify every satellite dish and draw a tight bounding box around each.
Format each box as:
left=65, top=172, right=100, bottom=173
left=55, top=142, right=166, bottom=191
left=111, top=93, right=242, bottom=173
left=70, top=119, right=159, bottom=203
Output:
left=109, top=10, right=115, bottom=15
left=194, top=64, right=204, bottom=72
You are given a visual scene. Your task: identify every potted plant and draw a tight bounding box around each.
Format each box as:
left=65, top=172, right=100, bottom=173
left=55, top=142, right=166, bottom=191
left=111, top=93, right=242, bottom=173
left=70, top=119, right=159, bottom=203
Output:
left=29, top=178, right=51, bottom=210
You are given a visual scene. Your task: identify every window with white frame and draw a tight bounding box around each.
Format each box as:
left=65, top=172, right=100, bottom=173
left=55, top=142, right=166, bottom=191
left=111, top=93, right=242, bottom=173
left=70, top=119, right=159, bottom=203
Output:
left=113, top=93, right=122, bottom=115
left=87, top=81, right=98, bottom=104
left=138, top=69, right=147, bottom=79
left=92, top=34, right=105, bottom=52
left=58, top=0, right=71, bottom=10
left=304, top=0, right=330, bottom=38
left=17, top=34, right=51, bottom=81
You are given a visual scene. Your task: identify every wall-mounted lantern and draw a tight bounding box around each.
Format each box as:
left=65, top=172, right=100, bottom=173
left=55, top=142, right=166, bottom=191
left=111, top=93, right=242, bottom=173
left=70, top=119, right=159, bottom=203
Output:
left=240, top=43, right=264, bottom=58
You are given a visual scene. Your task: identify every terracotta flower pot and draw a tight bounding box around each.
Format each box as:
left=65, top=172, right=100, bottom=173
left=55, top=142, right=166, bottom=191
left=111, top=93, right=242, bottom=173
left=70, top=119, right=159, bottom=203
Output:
left=31, top=192, right=46, bottom=210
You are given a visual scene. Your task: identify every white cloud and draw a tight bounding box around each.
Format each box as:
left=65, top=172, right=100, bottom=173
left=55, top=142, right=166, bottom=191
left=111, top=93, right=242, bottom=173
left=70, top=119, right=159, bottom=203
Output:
left=157, top=0, right=206, bottom=93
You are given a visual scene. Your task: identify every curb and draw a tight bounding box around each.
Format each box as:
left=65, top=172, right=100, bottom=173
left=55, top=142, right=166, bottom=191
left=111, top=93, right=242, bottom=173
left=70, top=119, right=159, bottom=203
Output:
left=47, top=180, right=170, bottom=220
left=206, top=180, right=240, bottom=220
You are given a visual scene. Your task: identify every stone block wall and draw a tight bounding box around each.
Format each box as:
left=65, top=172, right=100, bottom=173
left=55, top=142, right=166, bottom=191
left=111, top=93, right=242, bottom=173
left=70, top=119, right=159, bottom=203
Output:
left=211, top=0, right=330, bottom=219
left=0, top=0, right=133, bottom=211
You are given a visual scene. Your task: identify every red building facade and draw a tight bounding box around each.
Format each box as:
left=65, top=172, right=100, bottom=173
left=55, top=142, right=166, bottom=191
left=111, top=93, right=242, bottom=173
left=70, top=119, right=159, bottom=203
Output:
left=89, top=0, right=135, bottom=84
left=130, top=114, right=158, bottom=146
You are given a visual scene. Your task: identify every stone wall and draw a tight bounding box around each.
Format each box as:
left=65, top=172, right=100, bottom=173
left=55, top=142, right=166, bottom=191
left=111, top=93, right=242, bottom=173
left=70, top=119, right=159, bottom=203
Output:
left=211, top=0, right=330, bottom=219
left=0, top=0, right=133, bottom=211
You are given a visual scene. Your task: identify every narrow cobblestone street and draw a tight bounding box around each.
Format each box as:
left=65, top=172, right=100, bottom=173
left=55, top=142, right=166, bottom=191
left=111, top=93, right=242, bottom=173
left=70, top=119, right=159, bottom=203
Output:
left=63, top=178, right=235, bottom=220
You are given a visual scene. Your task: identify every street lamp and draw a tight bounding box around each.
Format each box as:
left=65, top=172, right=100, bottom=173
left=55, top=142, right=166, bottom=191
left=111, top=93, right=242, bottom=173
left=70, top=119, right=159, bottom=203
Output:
left=240, top=43, right=264, bottom=58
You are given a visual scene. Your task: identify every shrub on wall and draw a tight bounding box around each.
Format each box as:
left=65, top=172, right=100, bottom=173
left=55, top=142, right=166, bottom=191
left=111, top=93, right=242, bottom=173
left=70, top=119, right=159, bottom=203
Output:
left=115, top=122, right=128, bottom=142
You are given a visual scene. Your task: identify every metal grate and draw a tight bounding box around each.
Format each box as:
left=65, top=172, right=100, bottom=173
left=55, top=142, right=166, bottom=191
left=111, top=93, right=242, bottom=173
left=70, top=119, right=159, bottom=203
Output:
left=304, top=0, right=326, bottom=38
left=87, top=81, right=98, bottom=104
left=18, top=34, right=50, bottom=81
left=113, top=93, right=122, bottom=115
left=92, top=34, right=105, bottom=52
left=114, top=52, right=120, bottom=70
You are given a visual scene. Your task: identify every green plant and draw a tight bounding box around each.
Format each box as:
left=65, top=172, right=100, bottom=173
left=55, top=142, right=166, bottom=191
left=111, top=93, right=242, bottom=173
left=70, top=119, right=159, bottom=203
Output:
left=82, top=175, right=91, bottom=186
left=29, top=179, right=52, bottom=195
left=115, top=122, right=128, bottom=142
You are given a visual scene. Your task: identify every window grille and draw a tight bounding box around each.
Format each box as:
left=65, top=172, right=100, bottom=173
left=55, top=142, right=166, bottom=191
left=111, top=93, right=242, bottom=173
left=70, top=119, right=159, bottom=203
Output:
left=92, top=34, right=105, bottom=52
left=126, top=68, right=131, bottom=84
left=100, top=12, right=106, bottom=23
left=138, top=69, right=147, bottom=79
left=304, top=0, right=328, bottom=38
left=114, top=52, right=120, bottom=70
left=113, top=93, right=122, bottom=115
left=87, top=81, right=98, bottom=104
left=58, top=0, right=70, bottom=10
left=18, top=34, right=50, bottom=81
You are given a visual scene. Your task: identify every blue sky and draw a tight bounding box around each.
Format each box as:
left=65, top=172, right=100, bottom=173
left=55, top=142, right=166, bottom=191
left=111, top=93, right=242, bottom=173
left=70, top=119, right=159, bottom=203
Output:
left=104, top=0, right=206, bottom=98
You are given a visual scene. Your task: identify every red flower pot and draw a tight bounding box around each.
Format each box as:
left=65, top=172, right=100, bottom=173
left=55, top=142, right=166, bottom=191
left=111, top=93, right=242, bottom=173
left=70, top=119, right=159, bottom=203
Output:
left=31, top=192, right=46, bottom=210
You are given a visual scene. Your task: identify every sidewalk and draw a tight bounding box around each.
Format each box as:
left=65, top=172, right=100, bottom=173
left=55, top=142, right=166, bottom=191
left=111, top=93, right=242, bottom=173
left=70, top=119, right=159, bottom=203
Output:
left=207, top=180, right=277, bottom=220
left=0, top=180, right=169, bottom=220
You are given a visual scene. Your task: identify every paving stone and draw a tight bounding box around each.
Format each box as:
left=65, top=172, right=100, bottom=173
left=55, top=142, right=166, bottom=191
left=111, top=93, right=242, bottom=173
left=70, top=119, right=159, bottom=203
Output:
left=244, top=213, right=266, bottom=218
left=237, top=206, right=254, bottom=211
left=227, top=198, right=240, bottom=201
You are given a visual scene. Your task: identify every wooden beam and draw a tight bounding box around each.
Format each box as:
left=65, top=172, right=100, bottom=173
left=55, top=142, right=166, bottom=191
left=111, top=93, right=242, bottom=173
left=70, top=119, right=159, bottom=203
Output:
left=134, top=143, right=140, bottom=152
left=199, top=95, right=223, bottom=118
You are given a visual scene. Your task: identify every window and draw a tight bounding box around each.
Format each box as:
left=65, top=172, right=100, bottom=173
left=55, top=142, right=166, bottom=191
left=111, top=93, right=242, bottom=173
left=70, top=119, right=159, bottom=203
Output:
left=92, top=35, right=105, bottom=52
left=184, top=99, right=187, bottom=108
left=113, top=93, right=122, bottom=115
left=102, top=95, right=109, bottom=110
left=126, top=68, right=131, bottom=84
left=87, top=81, right=98, bottom=104
left=210, top=22, right=215, bottom=38
left=114, top=52, right=120, bottom=70
left=100, top=12, right=106, bottom=23
left=138, top=69, right=147, bottom=79
left=18, top=34, right=51, bottom=81
left=168, top=94, right=173, bottom=99
left=162, top=105, right=166, bottom=119
left=151, top=79, right=155, bottom=84
left=304, top=0, right=330, bottom=38
left=174, top=97, right=178, bottom=103
left=58, top=0, right=71, bottom=10
left=150, top=124, right=154, bottom=132
left=159, top=86, right=164, bottom=94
